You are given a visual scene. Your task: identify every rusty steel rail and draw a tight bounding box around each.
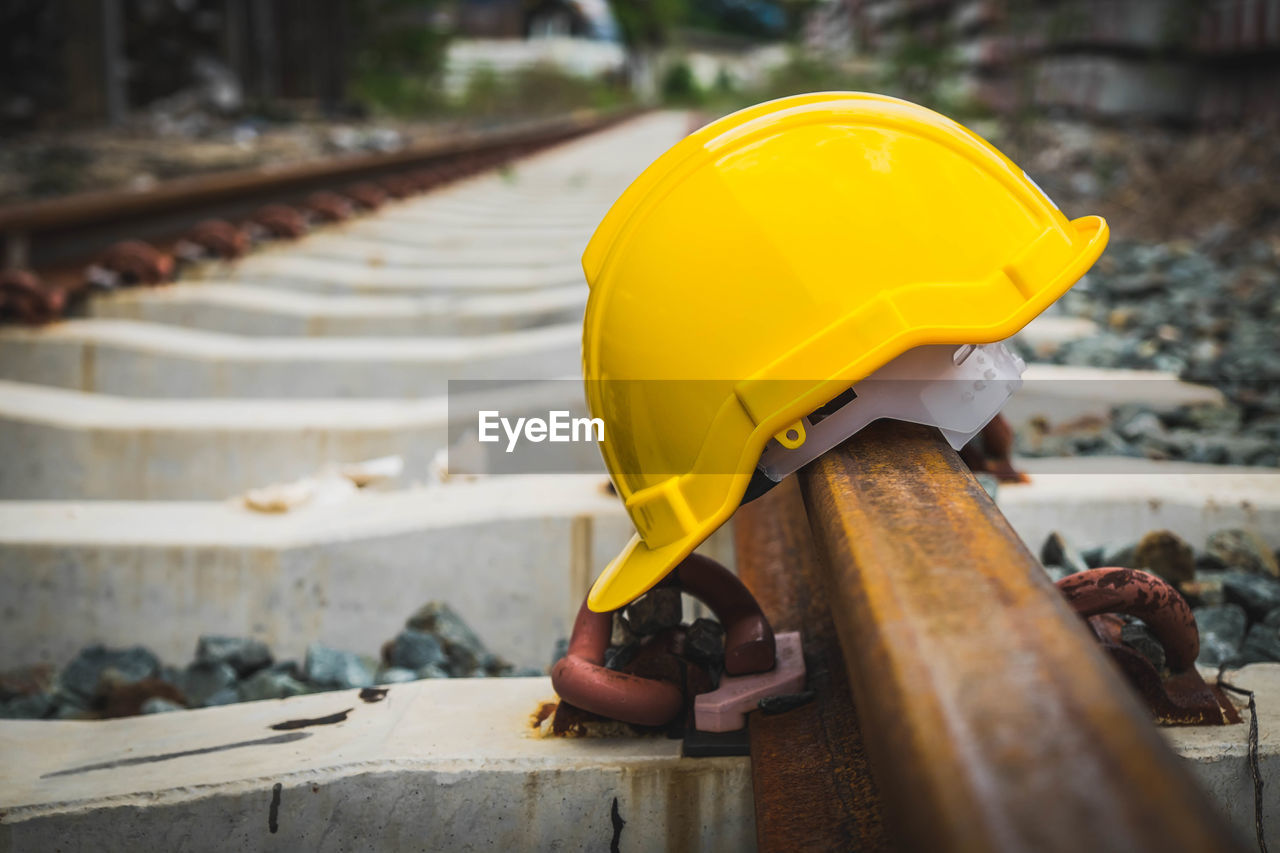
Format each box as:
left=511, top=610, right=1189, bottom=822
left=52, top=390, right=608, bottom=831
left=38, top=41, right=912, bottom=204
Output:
left=0, top=109, right=638, bottom=272
left=736, top=420, right=1245, bottom=852
left=736, top=477, right=891, bottom=850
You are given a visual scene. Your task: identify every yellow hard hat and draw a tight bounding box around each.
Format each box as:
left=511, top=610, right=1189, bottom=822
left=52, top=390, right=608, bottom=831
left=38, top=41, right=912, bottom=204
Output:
left=581, top=92, right=1108, bottom=613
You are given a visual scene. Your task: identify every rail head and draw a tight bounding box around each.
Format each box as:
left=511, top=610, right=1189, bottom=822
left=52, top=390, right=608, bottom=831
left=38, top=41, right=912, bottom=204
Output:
left=792, top=420, right=1244, bottom=852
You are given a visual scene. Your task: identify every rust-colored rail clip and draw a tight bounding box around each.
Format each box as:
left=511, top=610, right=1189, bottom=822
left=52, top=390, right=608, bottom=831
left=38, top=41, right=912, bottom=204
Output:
left=182, top=219, right=250, bottom=260
left=0, top=270, right=66, bottom=324
left=551, top=554, right=776, bottom=728
left=1057, top=568, right=1240, bottom=726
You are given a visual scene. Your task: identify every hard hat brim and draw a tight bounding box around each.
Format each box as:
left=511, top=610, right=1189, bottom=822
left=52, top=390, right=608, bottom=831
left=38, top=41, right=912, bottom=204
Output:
left=586, top=530, right=706, bottom=614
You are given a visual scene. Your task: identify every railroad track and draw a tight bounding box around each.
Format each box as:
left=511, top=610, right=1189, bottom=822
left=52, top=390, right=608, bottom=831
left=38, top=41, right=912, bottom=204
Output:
left=0, top=108, right=638, bottom=322
left=738, top=424, right=1248, bottom=851
left=0, top=109, right=1265, bottom=850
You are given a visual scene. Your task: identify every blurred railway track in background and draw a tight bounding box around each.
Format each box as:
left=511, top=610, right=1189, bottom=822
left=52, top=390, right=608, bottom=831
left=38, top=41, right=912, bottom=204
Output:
left=0, top=108, right=638, bottom=322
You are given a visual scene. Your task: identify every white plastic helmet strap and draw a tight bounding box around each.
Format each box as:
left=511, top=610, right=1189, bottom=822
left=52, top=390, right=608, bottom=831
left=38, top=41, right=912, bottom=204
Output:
left=756, top=342, right=1026, bottom=482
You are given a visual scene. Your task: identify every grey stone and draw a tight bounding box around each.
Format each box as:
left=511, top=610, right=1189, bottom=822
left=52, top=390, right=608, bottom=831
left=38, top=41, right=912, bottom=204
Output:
left=268, top=660, right=303, bottom=680
left=1114, top=408, right=1164, bottom=442
left=415, top=664, right=450, bottom=679
left=1207, top=529, right=1280, bottom=576
left=444, top=645, right=480, bottom=677
left=203, top=687, right=240, bottom=707
left=510, top=666, right=544, bottom=677
left=974, top=472, right=999, bottom=500
left=684, top=618, right=725, bottom=667
left=480, top=653, right=515, bottom=677
left=388, top=630, right=446, bottom=671
left=53, top=704, right=94, bottom=720
left=1044, top=565, right=1074, bottom=582
left=1194, top=605, right=1247, bottom=666
left=375, top=667, right=418, bottom=684
left=407, top=602, right=485, bottom=653
left=1041, top=531, right=1090, bottom=574
left=1240, top=623, right=1280, bottom=664
left=0, top=663, right=55, bottom=700
left=1183, top=570, right=1225, bottom=607
left=1120, top=620, right=1166, bottom=672
left=610, top=613, right=636, bottom=647
left=195, top=635, right=273, bottom=678
left=1081, top=545, right=1106, bottom=569
left=179, top=661, right=238, bottom=707
left=624, top=587, right=682, bottom=636
left=550, top=638, right=569, bottom=667
left=1132, top=530, right=1196, bottom=588
left=140, top=697, right=185, bottom=714
left=1100, top=542, right=1137, bottom=569
left=604, top=640, right=640, bottom=672
left=1195, top=552, right=1229, bottom=573
left=406, top=602, right=486, bottom=675
left=303, top=644, right=374, bottom=689
left=0, top=693, right=55, bottom=719
left=58, top=645, right=160, bottom=705
left=1222, top=572, right=1280, bottom=621
left=238, top=669, right=310, bottom=701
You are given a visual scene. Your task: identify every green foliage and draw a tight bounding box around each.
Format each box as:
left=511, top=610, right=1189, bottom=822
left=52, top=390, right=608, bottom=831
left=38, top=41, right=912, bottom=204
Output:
left=453, top=64, right=633, bottom=118
left=610, top=0, right=691, bottom=49
left=349, top=0, right=451, bottom=115
left=661, top=61, right=703, bottom=104
left=683, top=45, right=990, bottom=122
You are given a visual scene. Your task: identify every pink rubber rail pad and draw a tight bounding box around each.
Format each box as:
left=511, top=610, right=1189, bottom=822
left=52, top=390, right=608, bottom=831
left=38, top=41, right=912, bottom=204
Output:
left=694, top=631, right=806, bottom=733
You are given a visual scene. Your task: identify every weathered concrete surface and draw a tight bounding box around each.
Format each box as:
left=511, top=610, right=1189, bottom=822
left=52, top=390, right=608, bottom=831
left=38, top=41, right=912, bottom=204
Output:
left=86, top=282, right=586, bottom=337
left=0, top=320, right=581, bottom=397
left=0, top=475, right=644, bottom=669
left=224, top=254, right=588, bottom=295
left=0, top=678, right=756, bottom=852
left=237, top=232, right=585, bottom=268
left=999, top=458, right=1280, bottom=552
left=0, top=379, right=599, bottom=499
left=1168, top=663, right=1280, bottom=845
left=1006, top=364, right=1225, bottom=427
left=0, top=666, right=1275, bottom=851
left=1014, top=314, right=1099, bottom=356
left=0, top=459, right=1265, bottom=672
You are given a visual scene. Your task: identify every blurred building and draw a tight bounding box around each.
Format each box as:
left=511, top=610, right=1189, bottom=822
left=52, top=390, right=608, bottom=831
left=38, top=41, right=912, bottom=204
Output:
left=441, top=0, right=626, bottom=96
left=805, top=0, right=1280, bottom=122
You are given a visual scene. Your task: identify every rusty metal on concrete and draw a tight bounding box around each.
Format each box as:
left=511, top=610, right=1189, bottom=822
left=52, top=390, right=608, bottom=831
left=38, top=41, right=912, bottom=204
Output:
left=95, top=239, right=174, bottom=286
left=1058, top=567, right=1200, bottom=670
left=551, top=553, right=775, bottom=727
left=959, top=412, right=1027, bottom=482
left=0, top=269, right=65, bottom=324
left=551, top=598, right=685, bottom=727
left=796, top=420, right=1244, bottom=852
left=736, top=476, right=892, bottom=852
left=1061, top=568, right=1242, bottom=727
left=249, top=204, right=308, bottom=241
left=181, top=219, right=249, bottom=260
left=344, top=182, right=388, bottom=211
left=304, top=190, right=355, bottom=223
